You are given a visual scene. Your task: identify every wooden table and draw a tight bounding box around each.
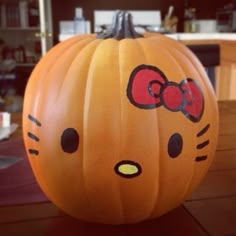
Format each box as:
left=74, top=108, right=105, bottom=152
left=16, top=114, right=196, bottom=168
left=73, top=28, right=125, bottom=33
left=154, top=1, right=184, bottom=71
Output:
left=0, top=100, right=235, bottom=235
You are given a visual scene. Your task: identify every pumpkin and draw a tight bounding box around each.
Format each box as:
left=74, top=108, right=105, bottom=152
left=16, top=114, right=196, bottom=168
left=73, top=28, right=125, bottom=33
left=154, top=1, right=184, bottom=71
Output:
left=23, top=11, right=218, bottom=225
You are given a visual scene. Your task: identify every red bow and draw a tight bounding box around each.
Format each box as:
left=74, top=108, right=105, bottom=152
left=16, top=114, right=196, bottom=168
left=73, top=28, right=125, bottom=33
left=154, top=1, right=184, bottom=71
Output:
left=127, top=65, right=204, bottom=122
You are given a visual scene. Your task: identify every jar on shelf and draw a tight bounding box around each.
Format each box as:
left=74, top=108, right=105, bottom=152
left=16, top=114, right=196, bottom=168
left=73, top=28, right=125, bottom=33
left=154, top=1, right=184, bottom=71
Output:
left=184, top=7, right=198, bottom=32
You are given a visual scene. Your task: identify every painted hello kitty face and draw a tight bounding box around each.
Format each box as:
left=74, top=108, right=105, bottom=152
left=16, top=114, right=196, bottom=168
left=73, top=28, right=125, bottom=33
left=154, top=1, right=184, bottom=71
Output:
left=116, top=64, right=209, bottom=178
left=26, top=64, right=210, bottom=179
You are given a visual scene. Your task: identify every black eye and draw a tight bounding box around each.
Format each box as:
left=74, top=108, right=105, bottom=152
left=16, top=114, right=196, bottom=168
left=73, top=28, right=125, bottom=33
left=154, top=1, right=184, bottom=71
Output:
left=61, top=128, right=79, bottom=153
left=168, top=133, right=183, bottom=158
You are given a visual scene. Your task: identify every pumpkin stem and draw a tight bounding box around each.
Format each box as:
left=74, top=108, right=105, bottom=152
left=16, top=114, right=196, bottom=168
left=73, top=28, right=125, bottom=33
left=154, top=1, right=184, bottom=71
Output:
left=96, top=10, right=143, bottom=40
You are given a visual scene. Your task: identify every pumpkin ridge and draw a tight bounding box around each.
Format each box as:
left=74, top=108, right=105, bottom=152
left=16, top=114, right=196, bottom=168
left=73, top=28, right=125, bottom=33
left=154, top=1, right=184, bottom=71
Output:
left=151, top=109, right=162, bottom=218
left=164, top=46, right=198, bottom=201
left=155, top=41, right=200, bottom=205
left=25, top=37, right=94, bottom=108
left=30, top=38, right=93, bottom=131
left=133, top=37, right=193, bottom=216
left=47, top=38, right=96, bottom=106
left=60, top=38, right=105, bottom=220
left=134, top=38, right=163, bottom=218
left=136, top=37, right=187, bottom=217
left=161, top=45, right=199, bottom=199
left=149, top=37, right=187, bottom=79
left=80, top=39, right=108, bottom=217
left=161, top=41, right=206, bottom=123
left=81, top=39, right=125, bottom=223
left=67, top=38, right=105, bottom=218
left=57, top=38, right=101, bottom=99
left=24, top=37, right=99, bottom=214
left=23, top=36, right=88, bottom=142
left=24, top=35, right=84, bottom=96
left=147, top=37, right=217, bottom=203
left=157, top=36, right=210, bottom=89
left=117, top=40, right=126, bottom=223
left=169, top=44, right=218, bottom=198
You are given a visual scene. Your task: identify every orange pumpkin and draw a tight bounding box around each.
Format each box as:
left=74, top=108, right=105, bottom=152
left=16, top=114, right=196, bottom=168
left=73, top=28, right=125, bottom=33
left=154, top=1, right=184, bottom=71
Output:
left=23, top=11, right=218, bottom=225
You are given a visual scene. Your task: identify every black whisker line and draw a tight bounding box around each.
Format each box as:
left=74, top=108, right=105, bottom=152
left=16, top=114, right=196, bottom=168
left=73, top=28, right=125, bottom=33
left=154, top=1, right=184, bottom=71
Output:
left=28, top=132, right=40, bottom=142
left=28, top=114, right=42, bottom=127
left=197, top=123, right=210, bottom=137
left=28, top=149, right=39, bottom=155
left=195, top=155, right=207, bottom=162
left=197, top=140, right=210, bottom=149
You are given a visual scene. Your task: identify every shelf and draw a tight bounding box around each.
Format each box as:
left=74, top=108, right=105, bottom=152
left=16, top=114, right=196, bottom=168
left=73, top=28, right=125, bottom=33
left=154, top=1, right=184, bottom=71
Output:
left=0, top=73, right=16, bottom=80
left=16, top=63, right=36, bottom=67
left=0, top=27, right=39, bottom=31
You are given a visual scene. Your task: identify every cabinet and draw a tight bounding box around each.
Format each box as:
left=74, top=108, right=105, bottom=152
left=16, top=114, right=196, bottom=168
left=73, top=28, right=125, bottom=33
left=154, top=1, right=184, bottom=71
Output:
left=0, top=0, right=53, bottom=62
left=0, top=0, right=53, bottom=97
left=215, top=40, right=236, bottom=100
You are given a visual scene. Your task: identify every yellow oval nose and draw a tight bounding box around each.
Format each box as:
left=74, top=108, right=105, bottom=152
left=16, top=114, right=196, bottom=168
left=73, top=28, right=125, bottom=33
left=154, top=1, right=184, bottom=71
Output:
left=114, top=160, right=142, bottom=178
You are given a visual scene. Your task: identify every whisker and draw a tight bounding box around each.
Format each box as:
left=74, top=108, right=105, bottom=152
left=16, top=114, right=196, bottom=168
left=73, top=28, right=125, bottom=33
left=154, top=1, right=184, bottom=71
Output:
left=197, top=123, right=210, bottom=137
left=28, top=114, right=42, bottom=127
left=28, top=149, right=39, bottom=155
left=28, top=132, right=40, bottom=142
left=197, top=140, right=210, bottom=149
left=195, top=155, right=207, bottom=162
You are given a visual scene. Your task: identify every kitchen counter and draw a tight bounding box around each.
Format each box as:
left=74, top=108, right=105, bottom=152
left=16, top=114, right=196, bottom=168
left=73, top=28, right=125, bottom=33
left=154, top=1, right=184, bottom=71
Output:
left=167, top=32, right=236, bottom=41
left=59, top=33, right=236, bottom=41
left=59, top=32, right=236, bottom=42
